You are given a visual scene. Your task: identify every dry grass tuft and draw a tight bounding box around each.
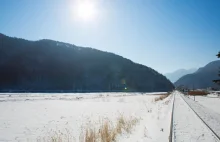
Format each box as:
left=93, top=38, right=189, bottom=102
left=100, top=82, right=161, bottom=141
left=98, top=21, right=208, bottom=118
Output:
left=154, top=93, right=170, bottom=102
left=82, top=115, right=139, bottom=142
left=100, top=121, right=116, bottom=142
left=116, top=115, right=138, bottom=134
left=84, top=128, right=97, bottom=142
left=38, top=115, right=139, bottom=142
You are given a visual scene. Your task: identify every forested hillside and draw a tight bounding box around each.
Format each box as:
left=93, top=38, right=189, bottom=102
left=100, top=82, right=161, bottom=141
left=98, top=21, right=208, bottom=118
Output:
left=0, top=34, right=174, bottom=92
left=175, top=60, right=220, bottom=89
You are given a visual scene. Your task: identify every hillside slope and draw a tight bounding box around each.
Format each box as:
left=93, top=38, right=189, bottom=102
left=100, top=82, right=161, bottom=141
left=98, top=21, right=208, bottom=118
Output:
left=174, top=60, right=220, bottom=89
left=0, top=34, right=174, bottom=92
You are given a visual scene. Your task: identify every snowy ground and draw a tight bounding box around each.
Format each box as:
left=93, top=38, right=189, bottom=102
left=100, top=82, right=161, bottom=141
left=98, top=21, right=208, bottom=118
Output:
left=184, top=94, right=220, bottom=139
left=0, top=92, right=173, bottom=142
left=172, top=91, right=219, bottom=142
left=188, top=94, right=220, bottom=114
left=0, top=92, right=165, bottom=102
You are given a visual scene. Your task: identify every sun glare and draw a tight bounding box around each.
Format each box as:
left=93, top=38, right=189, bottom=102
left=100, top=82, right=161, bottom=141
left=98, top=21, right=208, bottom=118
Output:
left=76, top=1, right=97, bottom=21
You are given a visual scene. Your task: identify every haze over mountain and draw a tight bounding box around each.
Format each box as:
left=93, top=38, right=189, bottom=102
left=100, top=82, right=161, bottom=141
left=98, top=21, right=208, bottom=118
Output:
left=165, top=68, right=197, bottom=83
left=174, top=60, right=220, bottom=89
left=0, top=33, right=174, bottom=92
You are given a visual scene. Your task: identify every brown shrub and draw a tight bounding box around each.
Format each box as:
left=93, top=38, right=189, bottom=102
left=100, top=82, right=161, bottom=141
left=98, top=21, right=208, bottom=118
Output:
left=154, top=93, right=170, bottom=102
left=188, top=90, right=208, bottom=96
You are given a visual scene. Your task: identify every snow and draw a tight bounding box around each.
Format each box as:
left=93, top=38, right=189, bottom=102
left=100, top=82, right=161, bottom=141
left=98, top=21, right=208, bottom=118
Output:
left=183, top=95, right=220, bottom=138
left=2, top=91, right=220, bottom=142
left=188, top=95, right=220, bottom=114
left=173, top=91, right=218, bottom=142
left=208, top=94, right=220, bottom=98
left=0, top=92, right=172, bottom=142
left=0, top=92, right=166, bottom=102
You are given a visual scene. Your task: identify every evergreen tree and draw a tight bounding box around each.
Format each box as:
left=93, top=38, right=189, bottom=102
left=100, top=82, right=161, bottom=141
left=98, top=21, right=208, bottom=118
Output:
left=213, top=52, right=220, bottom=85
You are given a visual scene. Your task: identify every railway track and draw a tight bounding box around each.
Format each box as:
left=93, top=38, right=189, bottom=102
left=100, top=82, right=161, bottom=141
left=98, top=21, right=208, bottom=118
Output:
left=169, top=94, right=175, bottom=142
left=170, top=91, right=220, bottom=142
left=180, top=94, right=220, bottom=141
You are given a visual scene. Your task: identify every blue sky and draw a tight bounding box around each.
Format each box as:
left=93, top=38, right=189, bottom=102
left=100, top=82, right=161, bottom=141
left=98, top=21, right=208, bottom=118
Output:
left=0, top=0, right=219, bottom=74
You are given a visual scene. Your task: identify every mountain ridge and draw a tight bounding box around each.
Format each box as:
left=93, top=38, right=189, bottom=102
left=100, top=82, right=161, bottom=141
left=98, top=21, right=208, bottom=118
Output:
left=174, top=60, right=220, bottom=89
left=165, top=68, right=197, bottom=83
left=0, top=33, right=174, bottom=92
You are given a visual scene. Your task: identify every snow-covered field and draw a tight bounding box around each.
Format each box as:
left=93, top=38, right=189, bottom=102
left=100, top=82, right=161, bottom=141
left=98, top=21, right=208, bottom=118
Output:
left=0, top=92, right=173, bottom=142
left=0, top=92, right=165, bottom=102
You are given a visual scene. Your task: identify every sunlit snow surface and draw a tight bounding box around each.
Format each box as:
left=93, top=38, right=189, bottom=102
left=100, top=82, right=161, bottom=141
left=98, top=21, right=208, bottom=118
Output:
left=0, top=92, right=173, bottom=142
left=173, top=92, right=218, bottom=142
left=189, top=94, right=220, bottom=114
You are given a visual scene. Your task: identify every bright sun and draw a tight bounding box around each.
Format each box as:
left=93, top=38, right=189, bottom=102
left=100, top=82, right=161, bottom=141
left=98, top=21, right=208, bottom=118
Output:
left=76, top=1, right=97, bottom=21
